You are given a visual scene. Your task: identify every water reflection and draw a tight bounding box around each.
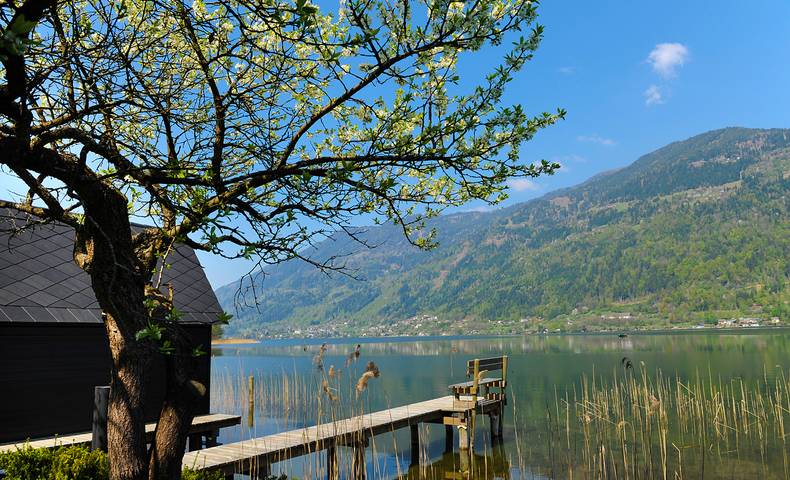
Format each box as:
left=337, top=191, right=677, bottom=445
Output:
left=211, top=330, right=790, bottom=478
left=398, top=447, right=517, bottom=480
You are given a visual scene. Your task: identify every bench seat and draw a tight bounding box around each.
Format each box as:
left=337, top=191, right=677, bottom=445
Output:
left=448, top=377, right=503, bottom=392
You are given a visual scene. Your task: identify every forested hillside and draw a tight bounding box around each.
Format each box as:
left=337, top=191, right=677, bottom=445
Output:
left=216, top=127, right=790, bottom=337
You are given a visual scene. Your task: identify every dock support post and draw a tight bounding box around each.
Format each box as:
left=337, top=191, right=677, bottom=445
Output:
left=410, top=424, right=420, bottom=466
left=459, top=446, right=470, bottom=473
left=489, top=409, right=503, bottom=442
left=250, top=462, right=271, bottom=479
left=248, top=375, right=255, bottom=428
left=188, top=433, right=202, bottom=451
left=206, top=429, right=220, bottom=448
left=327, top=441, right=338, bottom=480
left=458, top=411, right=474, bottom=452
left=352, top=438, right=367, bottom=480
left=91, top=386, right=110, bottom=452
left=457, top=424, right=469, bottom=451
left=444, top=425, right=454, bottom=453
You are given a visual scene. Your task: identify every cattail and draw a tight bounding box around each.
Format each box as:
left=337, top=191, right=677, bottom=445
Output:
left=313, top=353, right=324, bottom=371
left=356, top=361, right=381, bottom=396
left=365, top=361, right=380, bottom=378
left=347, top=344, right=362, bottom=366
left=322, top=378, right=337, bottom=401
left=328, top=365, right=337, bottom=379
left=356, top=371, right=377, bottom=395
left=649, top=393, right=660, bottom=414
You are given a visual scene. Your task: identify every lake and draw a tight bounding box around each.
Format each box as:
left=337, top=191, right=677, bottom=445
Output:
left=210, top=331, right=790, bottom=479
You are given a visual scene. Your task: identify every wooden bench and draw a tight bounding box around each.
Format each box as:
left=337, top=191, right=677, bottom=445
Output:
left=446, top=356, right=508, bottom=449
left=0, top=413, right=241, bottom=453
left=448, top=356, right=508, bottom=401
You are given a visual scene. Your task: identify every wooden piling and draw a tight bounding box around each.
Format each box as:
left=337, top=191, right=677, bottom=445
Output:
left=249, top=462, right=271, bottom=479
left=489, top=410, right=502, bottom=441
left=352, top=438, right=367, bottom=479
left=91, top=386, right=110, bottom=451
left=326, top=440, right=338, bottom=480
left=444, top=424, right=454, bottom=453
left=188, top=433, right=202, bottom=451
left=410, top=424, right=419, bottom=466
left=457, top=423, right=469, bottom=451
left=248, top=375, right=254, bottom=428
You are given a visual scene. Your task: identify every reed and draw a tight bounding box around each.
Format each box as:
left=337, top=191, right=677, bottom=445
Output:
left=211, top=353, right=790, bottom=479
left=209, top=346, right=410, bottom=479
left=515, top=364, right=790, bottom=480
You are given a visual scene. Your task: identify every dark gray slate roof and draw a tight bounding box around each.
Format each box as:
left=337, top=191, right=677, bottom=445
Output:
left=0, top=209, right=221, bottom=324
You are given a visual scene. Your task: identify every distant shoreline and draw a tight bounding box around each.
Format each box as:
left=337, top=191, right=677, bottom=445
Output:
left=211, top=325, right=790, bottom=345
left=211, top=338, right=259, bottom=345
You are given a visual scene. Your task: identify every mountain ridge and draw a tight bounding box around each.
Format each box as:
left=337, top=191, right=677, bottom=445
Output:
left=216, top=127, right=790, bottom=337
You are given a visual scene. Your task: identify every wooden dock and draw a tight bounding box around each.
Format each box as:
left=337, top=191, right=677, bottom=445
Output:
left=0, top=413, right=241, bottom=453
left=182, top=395, right=504, bottom=479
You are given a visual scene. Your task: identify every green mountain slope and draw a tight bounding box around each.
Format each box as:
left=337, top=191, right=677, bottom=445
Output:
left=217, top=127, right=790, bottom=337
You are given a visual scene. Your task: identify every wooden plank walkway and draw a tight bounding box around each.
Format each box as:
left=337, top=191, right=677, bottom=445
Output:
left=0, top=413, right=240, bottom=453
left=182, top=395, right=503, bottom=477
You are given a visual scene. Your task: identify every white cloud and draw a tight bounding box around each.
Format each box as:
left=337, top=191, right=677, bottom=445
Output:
left=644, top=84, right=664, bottom=106
left=577, top=134, right=616, bottom=147
left=647, top=43, right=689, bottom=78
left=558, top=66, right=576, bottom=75
left=507, top=178, right=540, bottom=192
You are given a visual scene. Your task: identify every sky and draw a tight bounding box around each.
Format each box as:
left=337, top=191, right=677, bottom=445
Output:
left=459, top=0, right=790, bottom=210
left=2, top=0, right=789, bottom=288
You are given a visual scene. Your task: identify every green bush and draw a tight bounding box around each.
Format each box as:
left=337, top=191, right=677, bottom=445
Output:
left=180, top=468, right=224, bottom=480
left=0, top=445, right=240, bottom=480
left=0, top=445, right=107, bottom=480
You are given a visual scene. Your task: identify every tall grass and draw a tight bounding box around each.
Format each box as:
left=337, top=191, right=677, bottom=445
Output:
left=527, top=364, right=790, bottom=480
left=210, top=348, right=411, bottom=479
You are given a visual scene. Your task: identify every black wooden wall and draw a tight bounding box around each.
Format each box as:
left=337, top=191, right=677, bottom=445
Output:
left=0, top=323, right=211, bottom=443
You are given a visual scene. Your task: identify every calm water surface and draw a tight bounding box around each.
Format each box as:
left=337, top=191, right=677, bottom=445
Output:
left=209, top=331, right=790, bottom=479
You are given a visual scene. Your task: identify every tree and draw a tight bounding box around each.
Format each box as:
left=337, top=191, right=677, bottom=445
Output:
left=0, top=0, right=562, bottom=478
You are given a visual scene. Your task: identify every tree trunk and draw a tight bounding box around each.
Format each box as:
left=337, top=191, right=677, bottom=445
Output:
left=76, top=193, right=153, bottom=480
left=74, top=189, right=206, bottom=479
left=148, top=328, right=206, bottom=480
left=105, top=313, right=151, bottom=480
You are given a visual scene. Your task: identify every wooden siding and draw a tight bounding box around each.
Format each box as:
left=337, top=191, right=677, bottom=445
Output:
left=0, top=323, right=211, bottom=443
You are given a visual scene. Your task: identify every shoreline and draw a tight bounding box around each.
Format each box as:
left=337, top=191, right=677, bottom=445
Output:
left=214, top=325, right=790, bottom=344
left=211, top=338, right=259, bottom=345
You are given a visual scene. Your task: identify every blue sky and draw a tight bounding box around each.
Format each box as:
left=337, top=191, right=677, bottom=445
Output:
left=2, top=0, right=789, bottom=288
left=458, top=0, right=790, bottom=211
left=201, top=0, right=790, bottom=286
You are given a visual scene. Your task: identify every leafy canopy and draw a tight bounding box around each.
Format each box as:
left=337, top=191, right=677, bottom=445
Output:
left=1, top=0, right=562, bottom=270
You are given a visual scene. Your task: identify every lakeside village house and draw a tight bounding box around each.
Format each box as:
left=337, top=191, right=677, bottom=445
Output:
left=0, top=208, right=222, bottom=443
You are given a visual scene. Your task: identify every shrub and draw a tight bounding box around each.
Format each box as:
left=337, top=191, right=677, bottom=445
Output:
left=0, top=445, right=107, bottom=480
left=0, top=444, right=53, bottom=479
left=0, top=445, right=248, bottom=480
left=180, top=468, right=224, bottom=480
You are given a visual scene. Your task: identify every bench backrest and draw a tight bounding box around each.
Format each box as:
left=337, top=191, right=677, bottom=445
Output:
left=466, top=356, right=508, bottom=387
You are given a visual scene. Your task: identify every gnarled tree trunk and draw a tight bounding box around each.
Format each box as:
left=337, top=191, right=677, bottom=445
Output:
left=148, top=348, right=206, bottom=480
left=75, top=194, right=152, bottom=480
left=104, top=313, right=151, bottom=480
left=75, top=197, right=206, bottom=480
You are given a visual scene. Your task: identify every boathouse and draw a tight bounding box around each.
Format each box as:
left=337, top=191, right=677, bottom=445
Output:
left=0, top=209, right=221, bottom=443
